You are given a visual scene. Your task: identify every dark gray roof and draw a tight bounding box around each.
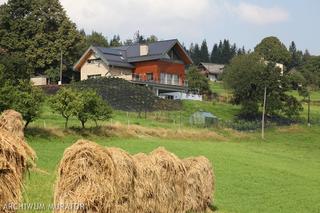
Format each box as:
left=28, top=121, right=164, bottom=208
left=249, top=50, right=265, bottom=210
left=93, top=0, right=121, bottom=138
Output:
left=74, top=39, right=192, bottom=70
left=199, top=62, right=225, bottom=74
left=94, top=46, right=134, bottom=68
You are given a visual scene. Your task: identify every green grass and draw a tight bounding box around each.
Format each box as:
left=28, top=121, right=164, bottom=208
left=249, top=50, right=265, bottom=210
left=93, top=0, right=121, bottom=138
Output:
left=31, top=99, right=240, bottom=130
left=210, top=82, right=232, bottom=98
left=22, top=125, right=320, bottom=213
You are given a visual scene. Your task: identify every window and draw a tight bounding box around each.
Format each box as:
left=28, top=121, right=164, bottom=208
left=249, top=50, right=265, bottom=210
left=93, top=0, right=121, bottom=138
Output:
left=87, top=74, right=101, bottom=79
left=146, top=73, right=153, bottom=81
left=160, top=73, right=180, bottom=85
left=172, top=74, right=179, bottom=85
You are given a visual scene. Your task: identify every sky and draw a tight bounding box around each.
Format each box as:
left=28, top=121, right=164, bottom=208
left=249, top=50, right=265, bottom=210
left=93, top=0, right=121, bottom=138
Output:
left=0, top=0, right=319, bottom=55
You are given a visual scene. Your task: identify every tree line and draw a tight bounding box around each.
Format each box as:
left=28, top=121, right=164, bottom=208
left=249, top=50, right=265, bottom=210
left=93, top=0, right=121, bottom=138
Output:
left=188, top=39, right=247, bottom=65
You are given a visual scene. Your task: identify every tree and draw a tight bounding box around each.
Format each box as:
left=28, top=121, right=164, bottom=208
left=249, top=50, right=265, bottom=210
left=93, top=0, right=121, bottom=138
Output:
left=200, top=40, right=209, bottom=62
left=76, top=90, right=112, bottom=128
left=110, top=35, right=121, bottom=47
left=186, top=66, right=210, bottom=94
left=146, top=35, right=158, bottom=43
left=50, top=87, right=82, bottom=128
left=190, top=43, right=201, bottom=65
left=133, top=31, right=146, bottom=44
left=210, top=44, right=219, bottom=63
left=12, top=80, right=44, bottom=127
left=86, top=31, right=109, bottom=47
left=0, top=0, right=85, bottom=77
left=254, top=36, right=290, bottom=66
left=288, top=41, right=303, bottom=70
left=0, top=65, right=44, bottom=127
left=224, top=53, right=302, bottom=119
left=298, top=56, right=320, bottom=89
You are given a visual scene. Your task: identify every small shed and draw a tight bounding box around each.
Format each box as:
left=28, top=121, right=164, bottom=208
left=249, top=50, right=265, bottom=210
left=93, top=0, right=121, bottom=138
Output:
left=189, top=111, right=218, bottom=127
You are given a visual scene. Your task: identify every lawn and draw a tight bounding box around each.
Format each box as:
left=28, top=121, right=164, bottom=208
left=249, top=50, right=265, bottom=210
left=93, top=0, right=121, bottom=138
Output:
left=21, top=124, right=320, bottom=213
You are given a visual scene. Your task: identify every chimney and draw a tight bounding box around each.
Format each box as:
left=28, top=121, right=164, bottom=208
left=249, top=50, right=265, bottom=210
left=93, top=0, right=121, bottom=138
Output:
left=140, top=44, right=149, bottom=56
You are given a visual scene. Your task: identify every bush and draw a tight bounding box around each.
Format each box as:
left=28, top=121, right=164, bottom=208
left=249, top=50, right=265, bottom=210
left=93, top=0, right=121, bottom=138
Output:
left=224, top=119, right=262, bottom=131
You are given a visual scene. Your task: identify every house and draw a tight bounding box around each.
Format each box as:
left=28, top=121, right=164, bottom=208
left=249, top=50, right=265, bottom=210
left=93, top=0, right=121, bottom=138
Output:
left=159, top=92, right=202, bottom=101
left=74, top=39, right=193, bottom=97
left=198, top=62, right=224, bottom=81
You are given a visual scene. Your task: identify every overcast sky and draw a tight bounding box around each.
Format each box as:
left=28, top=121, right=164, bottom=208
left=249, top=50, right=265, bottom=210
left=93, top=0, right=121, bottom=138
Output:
left=1, top=0, right=319, bottom=55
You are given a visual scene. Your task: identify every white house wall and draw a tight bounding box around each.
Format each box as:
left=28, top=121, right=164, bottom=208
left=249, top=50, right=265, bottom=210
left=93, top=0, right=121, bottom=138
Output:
left=80, top=54, right=133, bottom=80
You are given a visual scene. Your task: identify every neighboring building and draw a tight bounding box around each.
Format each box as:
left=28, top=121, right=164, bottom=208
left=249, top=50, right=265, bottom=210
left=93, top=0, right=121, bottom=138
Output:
left=159, top=92, right=203, bottom=101
left=30, top=75, right=48, bottom=86
left=74, top=39, right=193, bottom=97
left=198, top=62, right=225, bottom=81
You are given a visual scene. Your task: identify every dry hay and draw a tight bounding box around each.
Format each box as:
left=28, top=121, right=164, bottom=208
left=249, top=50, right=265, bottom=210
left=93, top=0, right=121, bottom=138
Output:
left=150, top=147, right=187, bottom=213
left=132, top=153, right=160, bottom=213
left=104, top=123, right=226, bottom=141
left=107, top=147, right=137, bottom=213
left=183, top=157, right=215, bottom=213
left=0, top=128, right=36, bottom=212
left=277, top=124, right=305, bottom=133
left=0, top=110, right=25, bottom=140
left=54, top=140, right=117, bottom=213
left=0, top=158, right=22, bottom=213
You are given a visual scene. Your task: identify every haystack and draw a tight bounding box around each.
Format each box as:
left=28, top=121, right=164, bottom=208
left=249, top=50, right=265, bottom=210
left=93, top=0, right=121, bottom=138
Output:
left=0, top=157, right=22, bottom=213
left=54, top=140, right=117, bottom=213
left=150, top=147, right=187, bottom=213
left=0, top=128, right=35, bottom=212
left=132, top=153, right=160, bottom=213
left=0, top=110, right=25, bottom=140
left=183, top=156, right=215, bottom=212
left=107, top=148, right=137, bottom=213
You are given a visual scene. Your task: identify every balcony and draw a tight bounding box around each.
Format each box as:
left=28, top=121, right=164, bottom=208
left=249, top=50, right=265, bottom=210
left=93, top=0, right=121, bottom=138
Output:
left=131, top=73, right=188, bottom=87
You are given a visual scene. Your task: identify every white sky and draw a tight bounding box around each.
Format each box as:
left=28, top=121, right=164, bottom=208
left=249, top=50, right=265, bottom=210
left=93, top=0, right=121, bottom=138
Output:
left=0, top=0, right=319, bottom=54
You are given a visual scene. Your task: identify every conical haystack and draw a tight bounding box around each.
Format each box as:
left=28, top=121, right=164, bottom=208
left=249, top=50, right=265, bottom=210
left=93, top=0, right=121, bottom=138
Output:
left=150, top=147, right=187, bottom=213
left=54, top=140, right=117, bottom=213
left=132, top=153, right=160, bottom=213
left=107, top=147, right=137, bottom=213
left=183, top=156, right=215, bottom=212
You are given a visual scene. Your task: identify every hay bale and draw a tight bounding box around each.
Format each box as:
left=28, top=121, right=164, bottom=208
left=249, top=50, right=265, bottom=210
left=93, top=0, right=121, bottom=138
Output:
left=107, top=147, right=137, bottom=213
left=183, top=156, right=215, bottom=213
left=0, top=128, right=36, bottom=212
left=0, top=110, right=25, bottom=140
left=132, top=153, right=160, bottom=213
left=54, top=140, right=117, bottom=213
left=0, top=161, right=23, bottom=213
left=150, top=147, right=187, bottom=213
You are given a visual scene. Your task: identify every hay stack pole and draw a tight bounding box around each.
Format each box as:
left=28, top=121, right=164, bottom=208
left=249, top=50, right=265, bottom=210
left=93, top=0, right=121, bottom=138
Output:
left=0, top=110, right=36, bottom=212
left=150, top=147, right=187, bottom=213
left=183, top=156, right=215, bottom=213
left=107, top=147, right=137, bottom=213
left=132, top=153, right=160, bottom=213
left=54, top=140, right=117, bottom=213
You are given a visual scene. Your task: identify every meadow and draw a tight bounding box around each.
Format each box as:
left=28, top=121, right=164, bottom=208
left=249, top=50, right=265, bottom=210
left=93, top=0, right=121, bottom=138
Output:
left=21, top=83, right=320, bottom=213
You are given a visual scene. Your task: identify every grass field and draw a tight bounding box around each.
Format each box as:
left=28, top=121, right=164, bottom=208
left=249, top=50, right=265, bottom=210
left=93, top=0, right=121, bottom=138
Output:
left=22, top=125, right=320, bottom=213
left=18, top=88, right=320, bottom=213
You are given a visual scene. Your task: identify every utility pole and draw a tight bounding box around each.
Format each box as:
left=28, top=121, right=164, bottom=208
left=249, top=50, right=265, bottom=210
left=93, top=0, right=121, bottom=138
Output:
left=59, top=49, right=63, bottom=85
left=261, top=86, right=267, bottom=140
left=307, top=94, right=311, bottom=127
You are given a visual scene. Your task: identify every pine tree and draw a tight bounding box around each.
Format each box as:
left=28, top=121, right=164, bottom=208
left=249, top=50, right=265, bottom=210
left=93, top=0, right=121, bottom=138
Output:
left=192, top=43, right=201, bottom=65
left=200, top=39, right=209, bottom=62
left=288, top=41, right=303, bottom=69
left=210, top=44, right=219, bottom=63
